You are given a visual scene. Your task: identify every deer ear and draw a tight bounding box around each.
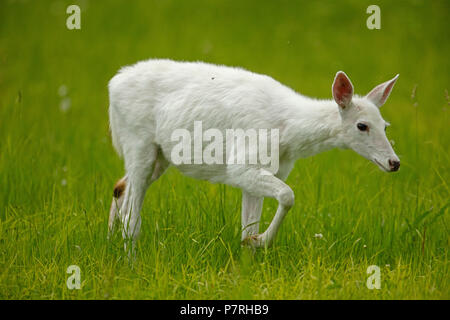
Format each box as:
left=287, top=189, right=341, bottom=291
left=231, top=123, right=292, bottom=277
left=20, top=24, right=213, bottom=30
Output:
left=332, top=71, right=354, bottom=109
left=366, top=74, right=399, bottom=108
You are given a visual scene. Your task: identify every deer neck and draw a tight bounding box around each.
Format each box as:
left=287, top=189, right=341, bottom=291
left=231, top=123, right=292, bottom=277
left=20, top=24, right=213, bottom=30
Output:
left=282, top=96, right=346, bottom=160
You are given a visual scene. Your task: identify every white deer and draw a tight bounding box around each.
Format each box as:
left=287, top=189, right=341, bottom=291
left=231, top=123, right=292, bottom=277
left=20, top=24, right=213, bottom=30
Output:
left=108, top=59, right=400, bottom=248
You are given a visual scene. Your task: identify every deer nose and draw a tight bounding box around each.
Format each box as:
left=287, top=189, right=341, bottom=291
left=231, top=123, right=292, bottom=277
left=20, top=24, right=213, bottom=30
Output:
left=389, top=159, right=400, bottom=172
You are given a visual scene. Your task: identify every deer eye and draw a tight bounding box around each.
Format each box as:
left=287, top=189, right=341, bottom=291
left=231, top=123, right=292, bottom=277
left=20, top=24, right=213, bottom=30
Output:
left=357, top=123, right=368, bottom=131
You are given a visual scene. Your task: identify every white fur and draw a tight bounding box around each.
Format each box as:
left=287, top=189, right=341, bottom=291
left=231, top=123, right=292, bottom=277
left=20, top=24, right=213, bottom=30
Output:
left=108, top=59, right=399, bottom=248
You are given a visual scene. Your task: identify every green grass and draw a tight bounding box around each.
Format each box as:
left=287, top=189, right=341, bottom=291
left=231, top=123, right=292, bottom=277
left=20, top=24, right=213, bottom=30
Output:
left=0, top=0, right=448, bottom=299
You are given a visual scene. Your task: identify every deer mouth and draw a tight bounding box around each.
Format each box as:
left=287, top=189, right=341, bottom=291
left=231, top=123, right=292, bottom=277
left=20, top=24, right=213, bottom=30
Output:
left=373, top=158, right=390, bottom=172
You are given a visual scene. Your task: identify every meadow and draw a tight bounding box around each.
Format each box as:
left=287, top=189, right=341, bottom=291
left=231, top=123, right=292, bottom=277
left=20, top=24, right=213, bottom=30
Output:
left=0, top=0, right=448, bottom=299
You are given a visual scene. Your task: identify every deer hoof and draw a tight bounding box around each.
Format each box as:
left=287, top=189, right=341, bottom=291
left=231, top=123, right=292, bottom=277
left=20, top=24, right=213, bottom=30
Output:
left=241, top=234, right=264, bottom=248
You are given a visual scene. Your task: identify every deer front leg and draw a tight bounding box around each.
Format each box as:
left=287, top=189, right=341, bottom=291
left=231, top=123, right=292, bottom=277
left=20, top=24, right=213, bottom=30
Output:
left=235, top=169, right=294, bottom=248
left=241, top=192, right=263, bottom=241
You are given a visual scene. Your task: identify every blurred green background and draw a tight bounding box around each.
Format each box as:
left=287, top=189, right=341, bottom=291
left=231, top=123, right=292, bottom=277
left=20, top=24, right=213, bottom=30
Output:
left=0, top=0, right=448, bottom=299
